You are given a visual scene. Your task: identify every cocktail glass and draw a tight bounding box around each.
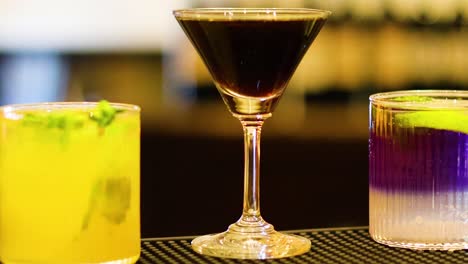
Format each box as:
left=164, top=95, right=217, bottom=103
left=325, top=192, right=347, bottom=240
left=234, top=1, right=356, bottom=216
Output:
left=0, top=101, right=141, bottom=263
left=369, top=90, right=468, bottom=250
left=173, top=8, right=330, bottom=259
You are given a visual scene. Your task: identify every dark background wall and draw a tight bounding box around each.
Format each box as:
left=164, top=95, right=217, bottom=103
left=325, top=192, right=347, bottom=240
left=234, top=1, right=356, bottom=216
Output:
left=141, top=131, right=368, bottom=237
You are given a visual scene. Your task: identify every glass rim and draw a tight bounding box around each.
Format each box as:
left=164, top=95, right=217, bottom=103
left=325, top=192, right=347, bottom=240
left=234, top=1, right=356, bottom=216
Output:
left=0, top=101, right=141, bottom=113
left=173, top=8, right=331, bottom=20
left=369, top=90, right=468, bottom=109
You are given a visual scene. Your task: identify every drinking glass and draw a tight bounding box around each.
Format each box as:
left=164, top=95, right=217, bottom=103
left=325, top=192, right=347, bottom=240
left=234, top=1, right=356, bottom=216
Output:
left=369, top=90, right=468, bottom=250
left=0, top=101, right=141, bottom=263
left=174, top=8, right=330, bottom=259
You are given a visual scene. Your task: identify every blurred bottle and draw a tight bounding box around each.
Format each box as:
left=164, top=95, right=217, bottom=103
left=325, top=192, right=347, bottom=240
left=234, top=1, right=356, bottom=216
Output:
left=0, top=54, right=68, bottom=105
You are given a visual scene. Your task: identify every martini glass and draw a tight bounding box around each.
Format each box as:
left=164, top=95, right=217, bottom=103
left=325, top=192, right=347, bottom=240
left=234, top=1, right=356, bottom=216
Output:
left=174, top=8, right=330, bottom=259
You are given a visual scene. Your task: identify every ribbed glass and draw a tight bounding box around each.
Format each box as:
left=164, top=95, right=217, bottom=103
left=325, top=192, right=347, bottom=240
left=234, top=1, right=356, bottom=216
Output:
left=369, top=90, right=468, bottom=250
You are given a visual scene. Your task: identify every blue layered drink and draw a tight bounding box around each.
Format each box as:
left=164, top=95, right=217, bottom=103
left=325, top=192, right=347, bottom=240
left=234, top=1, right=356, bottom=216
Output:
left=369, top=91, right=467, bottom=250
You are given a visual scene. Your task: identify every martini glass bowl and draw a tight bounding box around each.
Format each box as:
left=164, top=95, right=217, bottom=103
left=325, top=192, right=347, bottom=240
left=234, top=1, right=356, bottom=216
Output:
left=174, top=8, right=330, bottom=259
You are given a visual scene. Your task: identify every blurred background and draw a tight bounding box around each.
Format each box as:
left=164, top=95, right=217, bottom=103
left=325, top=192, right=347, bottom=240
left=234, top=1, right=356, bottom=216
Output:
left=1, top=0, right=467, bottom=237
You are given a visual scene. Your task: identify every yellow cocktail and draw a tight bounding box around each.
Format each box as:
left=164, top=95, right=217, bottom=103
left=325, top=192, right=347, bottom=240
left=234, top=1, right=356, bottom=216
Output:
left=0, top=101, right=140, bottom=263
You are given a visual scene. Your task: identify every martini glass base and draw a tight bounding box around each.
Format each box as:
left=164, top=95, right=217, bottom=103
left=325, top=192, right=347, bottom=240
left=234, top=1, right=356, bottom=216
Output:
left=191, top=220, right=311, bottom=259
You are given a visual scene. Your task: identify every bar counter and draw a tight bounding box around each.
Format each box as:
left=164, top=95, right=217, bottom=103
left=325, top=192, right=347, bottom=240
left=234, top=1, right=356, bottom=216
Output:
left=137, top=227, right=466, bottom=263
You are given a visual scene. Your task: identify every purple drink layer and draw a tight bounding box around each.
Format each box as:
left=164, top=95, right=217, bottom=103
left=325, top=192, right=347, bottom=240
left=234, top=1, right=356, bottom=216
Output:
left=369, top=127, right=468, bottom=192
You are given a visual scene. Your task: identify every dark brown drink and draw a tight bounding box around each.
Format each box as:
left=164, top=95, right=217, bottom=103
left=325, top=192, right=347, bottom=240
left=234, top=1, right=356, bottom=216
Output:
left=177, top=16, right=326, bottom=115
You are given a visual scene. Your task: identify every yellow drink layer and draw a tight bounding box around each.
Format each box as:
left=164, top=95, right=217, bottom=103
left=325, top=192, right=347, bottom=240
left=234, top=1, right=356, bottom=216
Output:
left=0, top=102, right=140, bottom=264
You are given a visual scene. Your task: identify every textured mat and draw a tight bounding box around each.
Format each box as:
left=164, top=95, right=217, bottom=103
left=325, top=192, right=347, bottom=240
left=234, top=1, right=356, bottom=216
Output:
left=138, top=227, right=467, bottom=264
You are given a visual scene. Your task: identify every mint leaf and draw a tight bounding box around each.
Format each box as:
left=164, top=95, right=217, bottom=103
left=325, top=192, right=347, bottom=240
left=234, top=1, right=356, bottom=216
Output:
left=100, top=177, right=131, bottom=224
left=392, top=96, right=433, bottom=102
left=21, top=100, right=122, bottom=130
left=89, top=100, right=123, bottom=128
left=22, top=113, right=45, bottom=126
left=22, top=112, right=85, bottom=130
left=81, top=181, right=101, bottom=230
left=81, top=176, right=131, bottom=231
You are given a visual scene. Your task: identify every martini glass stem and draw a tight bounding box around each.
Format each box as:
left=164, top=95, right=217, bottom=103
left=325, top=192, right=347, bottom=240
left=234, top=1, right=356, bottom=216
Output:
left=233, top=118, right=272, bottom=231
left=243, top=121, right=262, bottom=218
